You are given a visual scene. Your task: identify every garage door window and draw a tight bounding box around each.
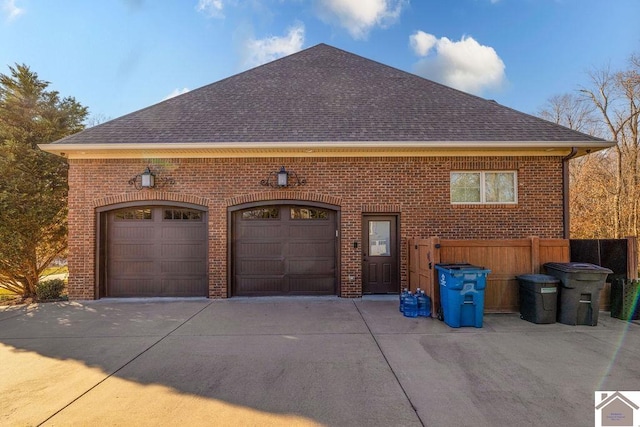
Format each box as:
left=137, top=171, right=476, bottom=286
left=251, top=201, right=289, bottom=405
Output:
left=290, top=207, right=329, bottom=219
left=164, top=209, right=203, bottom=221
left=241, top=207, right=279, bottom=219
left=114, top=208, right=152, bottom=220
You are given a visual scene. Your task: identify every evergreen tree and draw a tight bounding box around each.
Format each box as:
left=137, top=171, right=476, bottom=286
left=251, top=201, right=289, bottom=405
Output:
left=0, top=64, right=87, bottom=298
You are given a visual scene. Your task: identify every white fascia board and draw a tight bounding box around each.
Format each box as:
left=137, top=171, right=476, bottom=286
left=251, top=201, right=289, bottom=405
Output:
left=38, top=140, right=616, bottom=159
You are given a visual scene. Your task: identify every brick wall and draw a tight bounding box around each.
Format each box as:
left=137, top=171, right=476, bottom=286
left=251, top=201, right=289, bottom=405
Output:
left=66, top=156, right=564, bottom=299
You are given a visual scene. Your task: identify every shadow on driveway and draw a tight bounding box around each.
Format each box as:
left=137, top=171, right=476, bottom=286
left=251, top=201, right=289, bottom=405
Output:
left=1, top=298, right=639, bottom=426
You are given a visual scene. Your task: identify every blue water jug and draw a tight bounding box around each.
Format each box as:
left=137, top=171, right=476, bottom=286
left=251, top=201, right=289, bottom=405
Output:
left=399, top=288, right=409, bottom=312
left=403, top=292, right=418, bottom=318
left=417, top=291, right=431, bottom=317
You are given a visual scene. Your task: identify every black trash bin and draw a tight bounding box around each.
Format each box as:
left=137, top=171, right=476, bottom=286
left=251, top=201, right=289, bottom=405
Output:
left=517, top=274, right=560, bottom=324
left=544, top=262, right=613, bottom=326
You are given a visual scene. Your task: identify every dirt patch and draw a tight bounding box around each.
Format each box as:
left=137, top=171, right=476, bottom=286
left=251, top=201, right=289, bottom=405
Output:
left=0, top=296, right=32, bottom=306
left=0, top=296, right=68, bottom=306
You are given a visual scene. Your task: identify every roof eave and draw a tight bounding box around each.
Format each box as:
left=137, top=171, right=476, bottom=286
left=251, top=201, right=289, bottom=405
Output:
left=38, top=140, right=616, bottom=159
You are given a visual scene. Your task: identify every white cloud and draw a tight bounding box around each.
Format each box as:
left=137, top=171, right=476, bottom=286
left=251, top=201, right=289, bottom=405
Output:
left=242, top=23, right=305, bottom=69
left=410, top=31, right=506, bottom=95
left=316, top=0, right=407, bottom=40
left=163, top=87, right=190, bottom=101
left=409, top=31, right=437, bottom=57
left=196, top=0, right=224, bottom=18
left=2, top=0, right=24, bottom=21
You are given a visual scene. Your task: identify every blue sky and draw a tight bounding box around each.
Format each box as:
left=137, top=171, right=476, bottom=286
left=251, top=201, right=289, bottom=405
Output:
left=1, top=0, right=638, bottom=123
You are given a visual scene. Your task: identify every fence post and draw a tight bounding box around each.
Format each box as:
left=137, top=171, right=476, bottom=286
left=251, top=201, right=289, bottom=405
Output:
left=627, top=236, right=638, bottom=280
left=429, top=237, right=441, bottom=318
left=407, top=237, right=414, bottom=288
left=530, top=236, right=540, bottom=274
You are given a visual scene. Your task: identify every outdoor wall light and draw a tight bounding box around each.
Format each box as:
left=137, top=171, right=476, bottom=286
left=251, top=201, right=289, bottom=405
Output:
left=260, top=166, right=306, bottom=188
left=277, top=166, right=288, bottom=187
left=140, top=167, right=155, bottom=188
left=128, top=166, right=175, bottom=190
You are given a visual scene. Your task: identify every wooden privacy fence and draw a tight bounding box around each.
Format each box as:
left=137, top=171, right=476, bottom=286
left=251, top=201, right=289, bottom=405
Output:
left=408, top=237, right=570, bottom=316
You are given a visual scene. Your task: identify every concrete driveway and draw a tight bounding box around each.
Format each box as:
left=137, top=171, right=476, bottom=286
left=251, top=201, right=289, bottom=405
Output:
left=1, top=297, right=638, bottom=426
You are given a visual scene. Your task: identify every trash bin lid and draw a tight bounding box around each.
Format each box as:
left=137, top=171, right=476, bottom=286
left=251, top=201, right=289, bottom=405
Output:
left=435, top=263, right=491, bottom=274
left=435, top=263, right=474, bottom=269
left=516, top=274, right=560, bottom=284
left=436, top=263, right=485, bottom=270
left=543, top=262, right=613, bottom=274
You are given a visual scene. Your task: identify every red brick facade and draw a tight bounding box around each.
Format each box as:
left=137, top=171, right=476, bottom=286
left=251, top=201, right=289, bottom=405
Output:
left=66, top=155, right=564, bottom=299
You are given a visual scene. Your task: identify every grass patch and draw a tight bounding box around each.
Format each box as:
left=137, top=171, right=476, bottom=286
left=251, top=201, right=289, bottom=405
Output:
left=1, top=265, right=68, bottom=298
left=40, top=265, right=68, bottom=277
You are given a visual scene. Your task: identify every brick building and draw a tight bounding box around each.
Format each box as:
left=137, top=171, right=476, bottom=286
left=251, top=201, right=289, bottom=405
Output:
left=40, top=44, right=613, bottom=299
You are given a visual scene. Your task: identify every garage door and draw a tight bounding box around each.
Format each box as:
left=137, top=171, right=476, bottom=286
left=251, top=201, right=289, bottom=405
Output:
left=233, top=205, right=337, bottom=296
left=106, top=206, right=207, bottom=297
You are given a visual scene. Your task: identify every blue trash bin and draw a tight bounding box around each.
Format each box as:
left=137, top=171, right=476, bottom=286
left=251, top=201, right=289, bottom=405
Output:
left=435, top=264, right=491, bottom=328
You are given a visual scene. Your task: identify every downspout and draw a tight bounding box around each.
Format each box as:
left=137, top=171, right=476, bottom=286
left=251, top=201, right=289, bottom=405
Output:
left=562, top=147, right=579, bottom=239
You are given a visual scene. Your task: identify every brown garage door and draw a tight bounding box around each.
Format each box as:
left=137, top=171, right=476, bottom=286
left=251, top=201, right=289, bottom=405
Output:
left=106, top=206, right=207, bottom=297
left=233, top=205, right=337, bottom=296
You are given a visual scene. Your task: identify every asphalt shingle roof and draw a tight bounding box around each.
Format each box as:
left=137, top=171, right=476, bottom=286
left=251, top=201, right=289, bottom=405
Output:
left=53, top=43, right=604, bottom=145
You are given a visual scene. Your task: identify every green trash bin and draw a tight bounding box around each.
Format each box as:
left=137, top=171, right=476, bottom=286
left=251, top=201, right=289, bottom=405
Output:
left=544, top=262, right=612, bottom=326
left=610, top=278, right=640, bottom=321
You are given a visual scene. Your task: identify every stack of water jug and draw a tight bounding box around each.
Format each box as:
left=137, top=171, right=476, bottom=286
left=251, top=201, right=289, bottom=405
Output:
left=400, top=288, right=431, bottom=318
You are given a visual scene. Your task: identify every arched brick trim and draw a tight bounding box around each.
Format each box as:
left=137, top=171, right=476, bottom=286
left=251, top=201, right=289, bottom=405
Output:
left=92, top=192, right=210, bottom=209
left=226, top=191, right=342, bottom=208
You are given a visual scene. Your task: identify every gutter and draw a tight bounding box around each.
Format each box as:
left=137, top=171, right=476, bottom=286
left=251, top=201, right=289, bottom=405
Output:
left=562, top=147, right=579, bottom=239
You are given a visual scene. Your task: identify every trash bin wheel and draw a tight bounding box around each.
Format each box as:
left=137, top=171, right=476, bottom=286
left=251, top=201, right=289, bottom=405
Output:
left=437, top=307, right=444, bottom=321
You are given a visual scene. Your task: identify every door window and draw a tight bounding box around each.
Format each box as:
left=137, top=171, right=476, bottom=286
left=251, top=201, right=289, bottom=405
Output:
left=369, top=221, right=390, bottom=256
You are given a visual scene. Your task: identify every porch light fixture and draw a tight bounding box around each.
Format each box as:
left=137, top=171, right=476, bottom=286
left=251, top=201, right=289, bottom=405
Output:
left=141, top=167, right=155, bottom=188
left=128, top=166, right=175, bottom=190
left=260, top=166, right=306, bottom=188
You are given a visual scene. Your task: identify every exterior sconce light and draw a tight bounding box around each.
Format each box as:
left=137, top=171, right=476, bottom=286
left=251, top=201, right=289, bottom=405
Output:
left=261, top=166, right=306, bottom=188
left=140, top=167, right=155, bottom=188
left=128, top=166, right=175, bottom=190
left=277, top=166, right=288, bottom=187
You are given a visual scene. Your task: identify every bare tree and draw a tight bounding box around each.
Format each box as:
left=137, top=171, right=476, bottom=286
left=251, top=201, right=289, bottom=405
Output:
left=85, top=113, right=110, bottom=128
left=568, top=150, right=617, bottom=238
left=538, top=54, right=640, bottom=239
left=579, top=56, right=640, bottom=237
left=538, top=91, right=611, bottom=238
left=537, top=93, right=601, bottom=136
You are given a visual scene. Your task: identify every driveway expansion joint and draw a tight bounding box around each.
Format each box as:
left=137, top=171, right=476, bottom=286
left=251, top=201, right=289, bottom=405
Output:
left=37, top=301, right=214, bottom=426
left=352, top=300, right=425, bottom=427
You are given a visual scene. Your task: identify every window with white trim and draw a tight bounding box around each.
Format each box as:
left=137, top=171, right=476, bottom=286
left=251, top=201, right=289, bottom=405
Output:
left=450, top=171, right=517, bottom=204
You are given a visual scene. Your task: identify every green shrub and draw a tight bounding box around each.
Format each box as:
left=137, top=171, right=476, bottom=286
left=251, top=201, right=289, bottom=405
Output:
left=36, top=279, right=66, bottom=300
